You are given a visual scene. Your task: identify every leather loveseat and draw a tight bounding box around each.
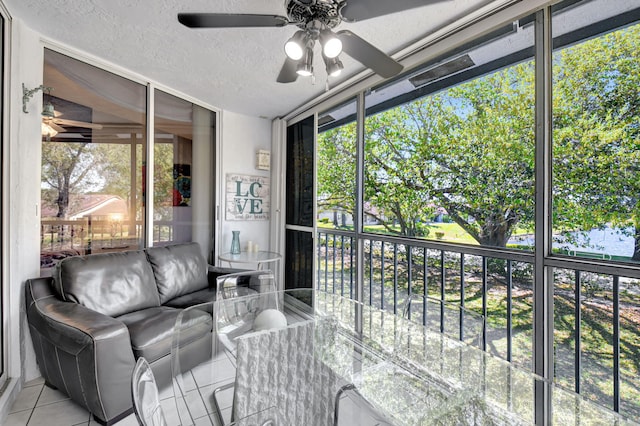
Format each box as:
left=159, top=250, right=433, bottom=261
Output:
left=25, top=242, right=262, bottom=425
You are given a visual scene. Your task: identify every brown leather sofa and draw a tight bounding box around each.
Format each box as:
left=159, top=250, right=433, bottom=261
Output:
left=25, top=242, right=261, bottom=425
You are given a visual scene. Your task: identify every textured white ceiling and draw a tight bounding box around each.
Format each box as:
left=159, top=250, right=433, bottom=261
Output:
left=6, top=0, right=495, bottom=118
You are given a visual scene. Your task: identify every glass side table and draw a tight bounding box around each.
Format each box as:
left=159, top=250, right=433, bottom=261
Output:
left=218, top=250, right=282, bottom=271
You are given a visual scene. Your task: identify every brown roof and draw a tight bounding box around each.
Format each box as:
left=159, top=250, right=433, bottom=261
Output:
left=41, top=194, right=128, bottom=219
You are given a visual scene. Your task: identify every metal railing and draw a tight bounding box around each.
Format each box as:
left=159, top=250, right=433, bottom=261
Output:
left=316, top=228, right=640, bottom=419
left=40, top=218, right=177, bottom=269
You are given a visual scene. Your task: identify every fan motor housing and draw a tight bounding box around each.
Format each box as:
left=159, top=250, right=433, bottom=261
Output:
left=287, top=0, right=344, bottom=28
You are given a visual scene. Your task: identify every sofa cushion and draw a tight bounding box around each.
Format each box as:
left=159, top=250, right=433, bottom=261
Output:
left=53, top=250, right=161, bottom=317
left=117, top=306, right=212, bottom=363
left=145, top=242, right=209, bottom=304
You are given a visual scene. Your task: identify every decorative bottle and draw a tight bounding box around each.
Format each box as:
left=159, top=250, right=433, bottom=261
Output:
left=230, top=230, right=241, bottom=254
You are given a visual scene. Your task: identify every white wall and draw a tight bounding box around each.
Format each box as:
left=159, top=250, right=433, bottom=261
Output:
left=0, top=18, right=275, bottom=419
left=0, top=19, right=46, bottom=421
left=218, top=111, right=273, bottom=260
left=8, top=20, right=45, bottom=384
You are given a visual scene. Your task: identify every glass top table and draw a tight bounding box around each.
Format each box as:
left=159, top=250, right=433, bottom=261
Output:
left=170, top=290, right=636, bottom=426
left=218, top=251, right=282, bottom=270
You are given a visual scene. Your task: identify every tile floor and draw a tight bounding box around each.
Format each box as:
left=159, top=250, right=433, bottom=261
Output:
left=4, top=350, right=237, bottom=426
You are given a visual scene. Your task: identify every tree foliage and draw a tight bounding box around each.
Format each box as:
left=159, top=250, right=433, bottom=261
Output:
left=42, top=142, right=105, bottom=217
left=317, top=24, right=639, bottom=260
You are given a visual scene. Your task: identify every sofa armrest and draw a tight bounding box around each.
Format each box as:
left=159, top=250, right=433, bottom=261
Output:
left=26, top=278, right=136, bottom=424
left=215, top=270, right=277, bottom=300
left=29, top=295, right=129, bottom=353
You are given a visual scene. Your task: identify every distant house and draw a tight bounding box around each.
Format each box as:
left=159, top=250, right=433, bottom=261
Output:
left=40, top=194, right=134, bottom=269
left=41, top=194, right=129, bottom=221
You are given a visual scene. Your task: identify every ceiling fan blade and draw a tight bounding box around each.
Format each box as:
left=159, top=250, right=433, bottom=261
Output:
left=53, top=118, right=103, bottom=130
left=337, top=30, right=403, bottom=78
left=178, top=13, right=290, bottom=28
left=48, top=122, right=66, bottom=133
left=277, top=58, right=299, bottom=84
left=340, top=0, right=448, bottom=22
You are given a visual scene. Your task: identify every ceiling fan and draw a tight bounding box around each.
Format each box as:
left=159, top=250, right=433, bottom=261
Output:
left=41, top=97, right=103, bottom=139
left=41, top=104, right=104, bottom=141
left=178, top=0, right=444, bottom=83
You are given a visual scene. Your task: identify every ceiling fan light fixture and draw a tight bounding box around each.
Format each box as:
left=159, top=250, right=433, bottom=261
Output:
left=284, top=30, right=307, bottom=60
left=41, top=122, right=58, bottom=138
left=324, top=55, right=343, bottom=77
left=296, top=46, right=314, bottom=77
left=320, top=29, right=342, bottom=58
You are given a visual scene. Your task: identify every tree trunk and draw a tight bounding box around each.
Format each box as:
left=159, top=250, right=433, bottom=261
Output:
left=633, top=225, right=640, bottom=262
left=56, top=186, right=69, bottom=218
left=478, top=218, right=513, bottom=247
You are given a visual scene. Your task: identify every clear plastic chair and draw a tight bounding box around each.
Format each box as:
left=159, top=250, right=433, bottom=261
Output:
left=216, top=270, right=277, bottom=301
left=170, top=271, right=279, bottom=425
left=214, top=289, right=332, bottom=425
left=227, top=406, right=279, bottom=426
left=131, top=357, right=168, bottom=426
left=333, top=383, right=395, bottom=426
left=395, top=294, right=486, bottom=411
left=170, top=301, right=215, bottom=425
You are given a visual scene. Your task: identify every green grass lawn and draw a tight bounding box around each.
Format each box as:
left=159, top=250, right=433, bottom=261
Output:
left=319, top=221, right=533, bottom=246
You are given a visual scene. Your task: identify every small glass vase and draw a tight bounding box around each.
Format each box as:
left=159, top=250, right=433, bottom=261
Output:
left=230, top=230, right=241, bottom=254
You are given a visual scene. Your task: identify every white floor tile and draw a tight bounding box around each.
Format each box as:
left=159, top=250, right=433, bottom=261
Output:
left=9, top=385, right=42, bottom=413
left=8, top=359, right=237, bottom=426
left=24, top=377, right=45, bottom=388
left=193, top=414, right=218, bottom=425
left=3, top=409, right=32, bottom=426
left=192, top=358, right=235, bottom=388
left=162, top=396, right=192, bottom=426
left=199, top=382, right=233, bottom=413
left=159, top=380, right=179, bottom=400
left=36, top=385, right=71, bottom=406
left=28, top=399, right=91, bottom=426
left=112, top=413, right=139, bottom=426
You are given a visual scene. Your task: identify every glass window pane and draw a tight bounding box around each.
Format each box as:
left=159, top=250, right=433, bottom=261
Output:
left=286, top=116, right=314, bottom=227
left=317, top=99, right=357, bottom=230
left=285, top=229, right=314, bottom=290
left=363, top=19, right=535, bottom=250
left=552, top=0, right=640, bottom=264
left=153, top=90, right=216, bottom=254
left=316, top=100, right=358, bottom=300
left=41, top=49, right=146, bottom=273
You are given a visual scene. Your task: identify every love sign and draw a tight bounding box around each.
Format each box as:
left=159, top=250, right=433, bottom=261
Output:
left=225, top=174, right=270, bottom=220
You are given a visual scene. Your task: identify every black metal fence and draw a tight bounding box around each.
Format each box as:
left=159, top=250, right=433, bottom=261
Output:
left=316, top=228, right=640, bottom=419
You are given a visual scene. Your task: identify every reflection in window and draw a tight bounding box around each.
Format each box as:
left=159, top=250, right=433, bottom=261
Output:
left=153, top=90, right=216, bottom=248
left=40, top=49, right=146, bottom=272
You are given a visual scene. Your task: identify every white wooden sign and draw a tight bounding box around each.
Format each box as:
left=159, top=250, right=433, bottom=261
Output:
left=225, top=174, right=270, bottom=220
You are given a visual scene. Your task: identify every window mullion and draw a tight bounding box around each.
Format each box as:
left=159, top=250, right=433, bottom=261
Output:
left=533, top=6, right=554, bottom=425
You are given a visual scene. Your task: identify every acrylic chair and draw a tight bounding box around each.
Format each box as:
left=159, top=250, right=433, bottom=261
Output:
left=397, top=293, right=486, bottom=412
left=213, top=289, right=330, bottom=425
left=333, top=383, right=395, bottom=426
left=131, top=356, right=168, bottom=426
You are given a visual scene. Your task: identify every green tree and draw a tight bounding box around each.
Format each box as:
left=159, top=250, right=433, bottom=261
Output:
left=41, top=142, right=103, bottom=217
left=317, top=122, right=357, bottom=225
left=317, top=24, right=639, bottom=260
left=363, top=60, right=535, bottom=245
left=552, top=25, right=640, bottom=260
